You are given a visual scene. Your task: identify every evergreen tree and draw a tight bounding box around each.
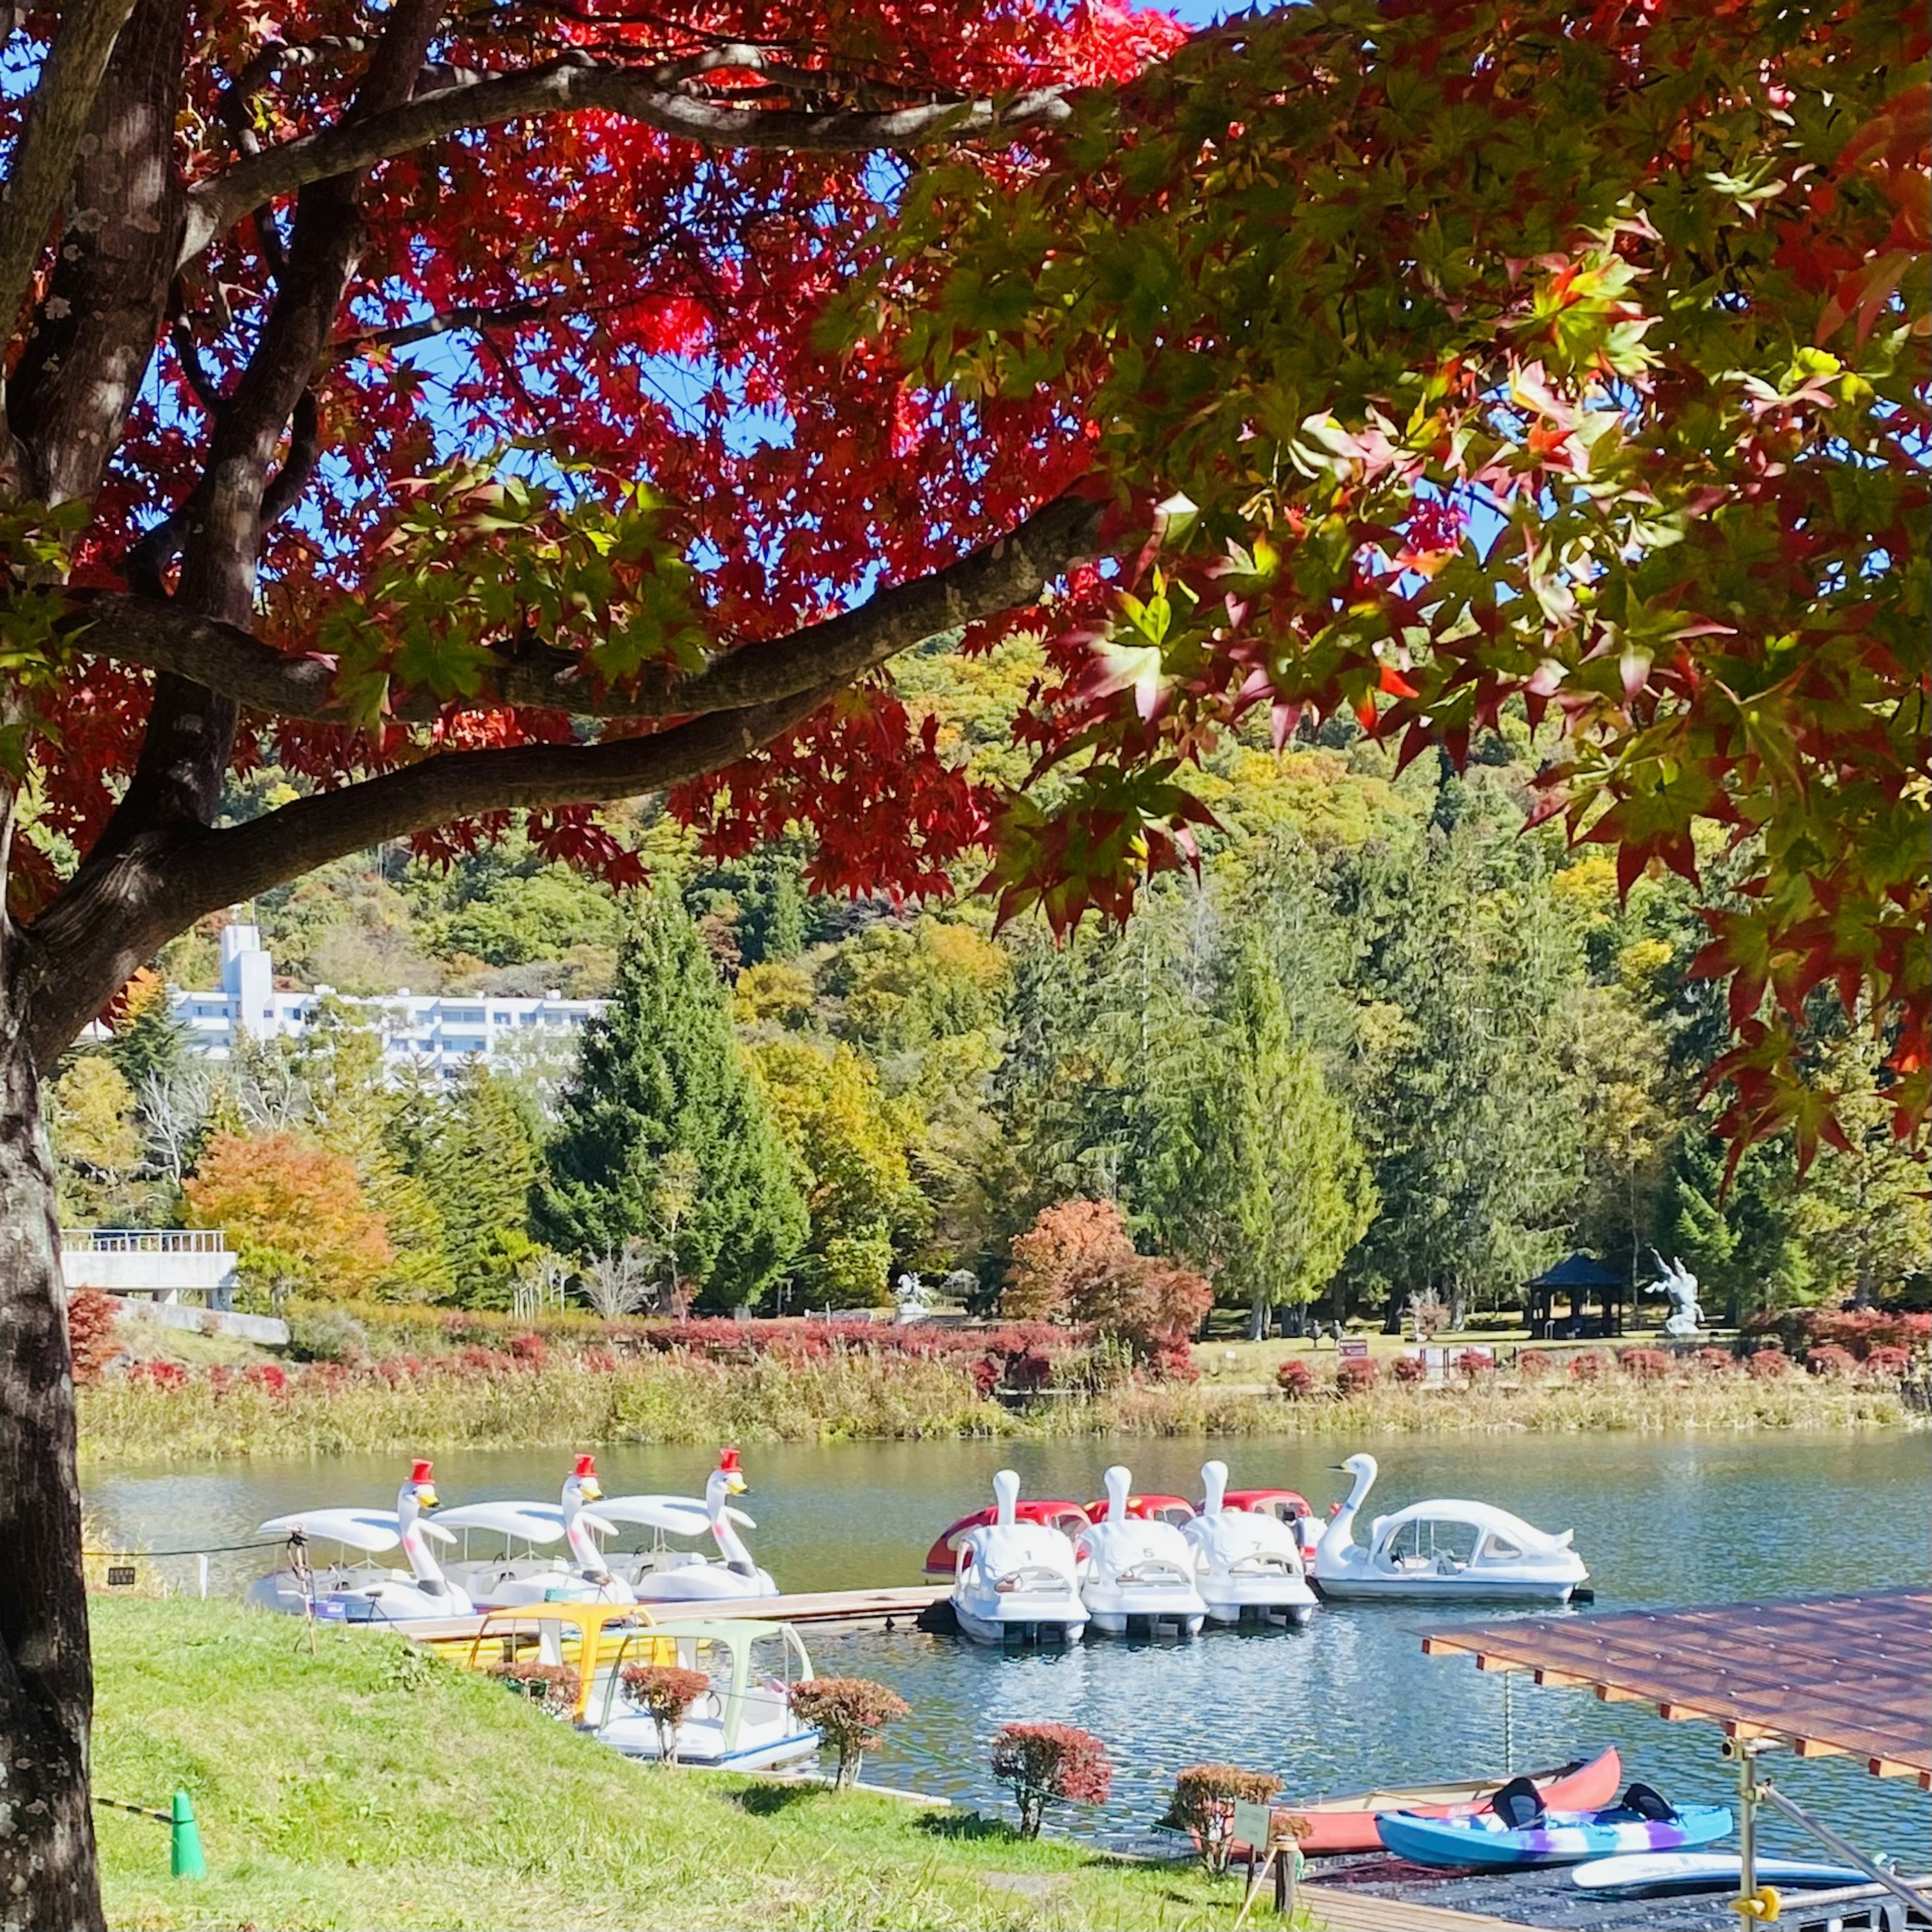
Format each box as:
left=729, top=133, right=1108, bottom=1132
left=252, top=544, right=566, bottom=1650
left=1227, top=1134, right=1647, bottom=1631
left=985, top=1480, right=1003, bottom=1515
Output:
left=534, top=889, right=807, bottom=1309
left=104, top=970, right=190, bottom=1094
left=1195, top=945, right=1376, bottom=1337
left=419, top=1064, right=540, bottom=1306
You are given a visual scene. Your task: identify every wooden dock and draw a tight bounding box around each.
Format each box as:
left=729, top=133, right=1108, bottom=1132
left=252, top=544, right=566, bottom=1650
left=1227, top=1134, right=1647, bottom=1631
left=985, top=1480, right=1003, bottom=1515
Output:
left=1297, top=1883, right=1535, bottom=1931
left=396, top=1584, right=949, bottom=1648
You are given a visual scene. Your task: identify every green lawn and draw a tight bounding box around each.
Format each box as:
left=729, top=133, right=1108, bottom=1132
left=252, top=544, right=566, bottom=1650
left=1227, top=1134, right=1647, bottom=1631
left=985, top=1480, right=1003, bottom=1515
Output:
left=94, top=1598, right=1256, bottom=1931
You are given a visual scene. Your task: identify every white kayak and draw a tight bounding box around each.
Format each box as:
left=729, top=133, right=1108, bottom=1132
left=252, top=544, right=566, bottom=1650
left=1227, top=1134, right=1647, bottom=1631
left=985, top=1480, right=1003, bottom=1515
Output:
left=1573, top=1853, right=1868, bottom=1896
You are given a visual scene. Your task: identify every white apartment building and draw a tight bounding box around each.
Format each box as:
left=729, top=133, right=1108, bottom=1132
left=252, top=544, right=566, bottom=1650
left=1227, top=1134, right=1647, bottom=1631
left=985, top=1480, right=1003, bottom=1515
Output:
left=168, top=923, right=604, bottom=1081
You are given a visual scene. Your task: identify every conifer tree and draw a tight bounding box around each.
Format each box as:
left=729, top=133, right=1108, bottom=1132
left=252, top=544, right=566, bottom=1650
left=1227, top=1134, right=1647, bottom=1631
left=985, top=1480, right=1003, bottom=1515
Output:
left=418, top=1064, right=540, bottom=1306
left=1198, top=945, right=1376, bottom=1337
left=535, top=891, right=806, bottom=1309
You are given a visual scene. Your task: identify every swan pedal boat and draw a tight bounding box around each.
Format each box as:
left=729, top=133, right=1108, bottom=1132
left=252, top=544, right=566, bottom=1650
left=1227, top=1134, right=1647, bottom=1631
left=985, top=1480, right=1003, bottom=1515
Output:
left=1273, top=1747, right=1622, bottom=1856
left=438, top=1456, right=635, bottom=1609
left=951, top=1470, right=1089, bottom=1646
left=590, top=1618, right=820, bottom=1772
left=1185, top=1461, right=1318, bottom=1628
left=1376, top=1782, right=1732, bottom=1869
left=924, top=1498, right=1090, bottom=1580
left=596, top=1451, right=779, bottom=1604
left=248, top=1460, right=474, bottom=1622
left=1075, top=1467, right=1206, bottom=1637
left=1313, top=1453, right=1588, bottom=1602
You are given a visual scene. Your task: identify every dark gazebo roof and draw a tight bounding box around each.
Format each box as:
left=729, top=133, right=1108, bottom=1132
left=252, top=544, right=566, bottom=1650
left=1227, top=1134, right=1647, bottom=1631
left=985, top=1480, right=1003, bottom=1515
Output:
left=1522, top=1252, right=1625, bottom=1292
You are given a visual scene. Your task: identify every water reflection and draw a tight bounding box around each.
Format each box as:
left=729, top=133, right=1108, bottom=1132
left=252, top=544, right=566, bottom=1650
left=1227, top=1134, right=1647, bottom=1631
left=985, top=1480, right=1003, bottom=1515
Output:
left=87, top=1430, right=1932, bottom=1858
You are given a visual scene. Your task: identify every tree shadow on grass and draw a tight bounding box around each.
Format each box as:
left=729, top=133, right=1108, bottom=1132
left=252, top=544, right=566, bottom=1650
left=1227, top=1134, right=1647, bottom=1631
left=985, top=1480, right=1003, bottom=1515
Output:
left=732, top=1781, right=823, bottom=1817
left=917, top=1812, right=1025, bottom=1845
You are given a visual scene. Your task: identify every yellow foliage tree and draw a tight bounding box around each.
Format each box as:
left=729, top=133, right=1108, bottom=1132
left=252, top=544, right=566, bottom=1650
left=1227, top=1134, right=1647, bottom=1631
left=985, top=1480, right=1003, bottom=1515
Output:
left=183, top=1132, right=391, bottom=1308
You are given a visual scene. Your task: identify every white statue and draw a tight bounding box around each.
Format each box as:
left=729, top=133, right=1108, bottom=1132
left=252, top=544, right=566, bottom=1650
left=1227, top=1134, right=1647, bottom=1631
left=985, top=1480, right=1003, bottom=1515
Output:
left=1649, top=1250, right=1703, bottom=1338
left=892, top=1271, right=933, bottom=1326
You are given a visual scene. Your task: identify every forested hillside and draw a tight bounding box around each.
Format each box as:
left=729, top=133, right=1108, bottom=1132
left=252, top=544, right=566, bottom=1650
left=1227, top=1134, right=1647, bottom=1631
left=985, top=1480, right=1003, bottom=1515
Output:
left=54, top=646, right=1924, bottom=1329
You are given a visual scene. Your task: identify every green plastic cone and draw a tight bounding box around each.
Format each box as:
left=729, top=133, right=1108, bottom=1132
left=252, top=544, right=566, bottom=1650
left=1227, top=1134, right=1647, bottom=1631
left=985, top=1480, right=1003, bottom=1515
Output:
left=169, top=1789, right=206, bottom=1880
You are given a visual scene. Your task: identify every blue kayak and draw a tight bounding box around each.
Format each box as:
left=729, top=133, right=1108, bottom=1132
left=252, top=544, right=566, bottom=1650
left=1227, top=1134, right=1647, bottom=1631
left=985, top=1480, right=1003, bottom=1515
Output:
left=1378, top=1796, right=1733, bottom=1870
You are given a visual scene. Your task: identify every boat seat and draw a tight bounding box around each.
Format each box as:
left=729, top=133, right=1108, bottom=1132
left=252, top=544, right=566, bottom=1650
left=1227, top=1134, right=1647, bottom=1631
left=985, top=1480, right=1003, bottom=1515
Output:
left=1622, top=1781, right=1676, bottom=1822
left=1490, top=1777, right=1546, bottom=1829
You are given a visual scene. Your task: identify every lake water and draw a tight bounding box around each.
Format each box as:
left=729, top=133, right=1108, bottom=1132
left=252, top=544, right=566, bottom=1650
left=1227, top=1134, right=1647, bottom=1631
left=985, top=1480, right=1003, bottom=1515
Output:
left=88, top=1431, right=1931, bottom=1871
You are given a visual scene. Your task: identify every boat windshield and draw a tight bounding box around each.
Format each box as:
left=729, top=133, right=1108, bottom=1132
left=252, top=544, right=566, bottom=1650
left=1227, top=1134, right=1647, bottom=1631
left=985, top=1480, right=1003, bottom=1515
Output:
left=1383, top=1518, right=1480, bottom=1571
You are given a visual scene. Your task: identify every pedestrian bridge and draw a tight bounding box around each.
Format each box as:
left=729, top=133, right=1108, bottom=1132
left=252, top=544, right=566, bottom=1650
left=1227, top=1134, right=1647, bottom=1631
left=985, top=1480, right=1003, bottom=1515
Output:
left=60, top=1230, right=287, bottom=1344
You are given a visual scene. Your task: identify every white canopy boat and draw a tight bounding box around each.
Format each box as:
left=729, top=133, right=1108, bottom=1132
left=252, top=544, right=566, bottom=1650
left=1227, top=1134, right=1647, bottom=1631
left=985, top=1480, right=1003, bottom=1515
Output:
left=596, top=1449, right=778, bottom=1604
left=437, top=1454, right=636, bottom=1609
left=1077, top=1465, right=1206, bottom=1637
left=248, top=1459, right=474, bottom=1622
left=1184, top=1460, right=1319, bottom=1627
left=950, top=1469, right=1089, bottom=1646
left=1312, top=1453, right=1588, bottom=1602
left=590, top=1618, right=820, bottom=1772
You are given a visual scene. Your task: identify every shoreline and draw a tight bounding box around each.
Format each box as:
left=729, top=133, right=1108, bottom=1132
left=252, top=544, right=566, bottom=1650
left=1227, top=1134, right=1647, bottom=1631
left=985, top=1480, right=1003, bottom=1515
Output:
left=77, top=1354, right=1920, bottom=1464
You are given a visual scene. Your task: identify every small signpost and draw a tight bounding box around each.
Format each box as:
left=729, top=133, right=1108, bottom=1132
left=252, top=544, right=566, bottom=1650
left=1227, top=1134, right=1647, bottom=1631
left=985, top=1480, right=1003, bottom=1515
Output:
left=105, top=1564, right=137, bottom=1588
left=1231, top=1801, right=1306, bottom=1929
left=1337, top=1339, right=1370, bottom=1362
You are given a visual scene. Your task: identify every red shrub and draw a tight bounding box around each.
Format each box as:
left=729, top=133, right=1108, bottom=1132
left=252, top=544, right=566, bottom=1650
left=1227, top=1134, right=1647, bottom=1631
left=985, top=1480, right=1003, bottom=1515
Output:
left=619, top=1663, right=712, bottom=1765
left=244, top=1362, right=290, bottom=1396
left=1618, top=1348, right=1671, bottom=1383
left=1335, top=1357, right=1380, bottom=1397
left=1145, top=1338, right=1200, bottom=1384
left=1455, top=1348, right=1497, bottom=1382
left=508, top=1332, right=547, bottom=1369
left=579, top=1347, right=620, bottom=1374
left=989, top=1722, right=1114, bottom=1837
left=1160, top=1764, right=1283, bottom=1875
left=304, top=1361, right=349, bottom=1395
left=969, top=1355, right=1001, bottom=1398
left=1274, top=1359, right=1316, bottom=1399
left=787, top=1677, right=910, bottom=1791
left=1803, top=1344, right=1857, bottom=1380
left=1568, top=1350, right=1610, bottom=1383
left=1392, top=1353, right=1429, bottom=1385
left=206, top=1363, right=235, bottom=1394
left=1861, top=1345, right=1912, bottom=1381
left=1692, top=1347, right=1736, bottom=1376
left=488, top=1660, right=579, bottom=1718
left=1745, top=1347, right=1792, bottom=1381
left=64, top=1290, right=121, bottom=1387
left=128, top=1360, right=188, bottom=1389
left=1515, top=1350, right=1556, bottom=1381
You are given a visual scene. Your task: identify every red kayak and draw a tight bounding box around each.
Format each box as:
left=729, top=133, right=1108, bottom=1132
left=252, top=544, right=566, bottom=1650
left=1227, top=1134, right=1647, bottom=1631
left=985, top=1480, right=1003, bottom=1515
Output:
left=1273, top=1747, right=1623, bottom=1856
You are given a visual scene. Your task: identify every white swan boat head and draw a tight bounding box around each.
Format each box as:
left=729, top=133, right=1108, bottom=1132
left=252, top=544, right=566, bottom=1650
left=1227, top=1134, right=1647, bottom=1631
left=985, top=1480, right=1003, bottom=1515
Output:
left=248, top=1458, right=474, bottom=1622
left=1075, top=1465, right=1206, bottom=1637
left=950, top=1469, right=1089, bottom=1646
left=1312, top=1453, right=1588, bottom=1601
left=1182, top=1460, right=1319, bottom=1627
left=596, top=1449, right=778, bottom=1603
left=438, top=1454, right=635, bottom=1608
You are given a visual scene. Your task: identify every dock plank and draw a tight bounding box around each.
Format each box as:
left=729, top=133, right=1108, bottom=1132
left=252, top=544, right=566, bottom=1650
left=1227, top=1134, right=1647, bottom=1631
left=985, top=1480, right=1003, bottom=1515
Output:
left=1298, top=1883, right=1538, bottom=1931
left=395, top=1585, right=949, bottom=1647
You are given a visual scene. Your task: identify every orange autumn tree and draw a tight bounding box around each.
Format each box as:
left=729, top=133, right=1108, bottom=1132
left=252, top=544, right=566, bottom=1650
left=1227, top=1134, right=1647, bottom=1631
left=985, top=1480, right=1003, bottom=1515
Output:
left=1003, top=1197, right=1211, bottom=1360
left=183, top=1130, right=390, bottom=1306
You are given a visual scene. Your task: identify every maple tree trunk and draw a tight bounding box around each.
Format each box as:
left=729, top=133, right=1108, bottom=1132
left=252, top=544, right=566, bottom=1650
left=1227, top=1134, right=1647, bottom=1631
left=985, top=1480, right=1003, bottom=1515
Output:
left=0, top=1014, right=103, bottom=1929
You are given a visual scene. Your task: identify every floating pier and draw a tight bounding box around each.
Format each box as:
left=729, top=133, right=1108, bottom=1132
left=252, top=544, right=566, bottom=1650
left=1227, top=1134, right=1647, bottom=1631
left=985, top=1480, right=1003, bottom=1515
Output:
left=395, top=1583, right=951, bottom=1648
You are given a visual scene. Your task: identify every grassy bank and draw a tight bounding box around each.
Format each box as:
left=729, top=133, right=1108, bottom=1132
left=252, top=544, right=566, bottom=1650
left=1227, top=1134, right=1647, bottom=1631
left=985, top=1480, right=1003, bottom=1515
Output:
left=94, top=1598, right=1236, bottom=1931
left=77, top=1348, right=1916, bottom=1463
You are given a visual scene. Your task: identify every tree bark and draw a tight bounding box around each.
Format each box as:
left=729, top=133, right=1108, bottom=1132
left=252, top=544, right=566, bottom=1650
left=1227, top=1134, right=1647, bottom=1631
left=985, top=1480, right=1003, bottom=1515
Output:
left=0, top=1009, right=102, bottom=1930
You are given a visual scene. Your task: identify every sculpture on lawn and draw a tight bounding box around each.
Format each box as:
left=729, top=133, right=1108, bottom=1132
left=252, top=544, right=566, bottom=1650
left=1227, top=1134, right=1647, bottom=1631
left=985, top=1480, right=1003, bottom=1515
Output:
left=1649, top=1251, right=1704, bottom=1338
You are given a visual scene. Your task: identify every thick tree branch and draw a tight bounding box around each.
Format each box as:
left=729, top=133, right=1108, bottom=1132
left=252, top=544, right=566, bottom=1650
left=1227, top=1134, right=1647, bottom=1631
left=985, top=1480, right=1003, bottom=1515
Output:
left=65, top=490, right=1103, bottom=722
left=17, top=683, right=827, bottom=1066
left=178, top=63, right=1072, bottom=265
left=0, top=0, right=144, bottom=422
left=184, top=685, right=830, bottom=912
